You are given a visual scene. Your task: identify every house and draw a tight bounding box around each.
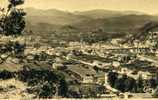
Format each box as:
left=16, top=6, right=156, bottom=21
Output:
left=23, top=61, right=52, bottom=71
left=138, top=71, right=153, bottom=80
left=66, top=64, right=96, bottom=83
left=66, top=51, right=76, bottom=60
left=52, top=63, right=65, bottom=70
left=112, top=61, right=120, bottom=68
left=82, top=75, right=94, bottom=83
left=92, top=60, right=111, bottom=69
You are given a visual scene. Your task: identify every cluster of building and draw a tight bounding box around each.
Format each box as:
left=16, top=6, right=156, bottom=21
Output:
left=0, top=32, right=158, bottom=98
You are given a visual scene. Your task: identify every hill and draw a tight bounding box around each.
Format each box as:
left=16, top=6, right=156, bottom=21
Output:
left=74, top=9, right=146, bottom=19
left=74, top=14, right=158, bottom=32
left=25, top=8, right=90, bottom=25
left=74, top=9, right=124, bottom=19
left=24, top=8, right=158, bottom=43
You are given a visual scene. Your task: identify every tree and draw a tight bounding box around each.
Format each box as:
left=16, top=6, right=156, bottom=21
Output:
left=136, top=75, right=144, bottom=93
left=3, top=9, right=26, bottom=35
left=8, top=0, right=24, bottom=6
left=107, top=71, right=118, bottom=87
left=108, top=73, right=137, bottom=93
left=19, top=68, right=68, bottom=98
left=124, top=77, right=136, bottom=92
left=0, top=0, right=26, bottom=35
left=114, top=77, right=125, bottom=92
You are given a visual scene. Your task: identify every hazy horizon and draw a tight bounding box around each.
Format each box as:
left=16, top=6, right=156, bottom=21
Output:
left=24, top=7, right=148, bottom=14
left=0, top=0, right=158, bottom=15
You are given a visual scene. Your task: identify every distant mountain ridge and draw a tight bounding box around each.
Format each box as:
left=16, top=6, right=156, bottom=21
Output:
left=74, top=14, right=158, bottom=32
left=74, top=9, right=146, bottom=19
left=24, top=8, right=158, bottom=33
left=25, top=8, right=91, bottom=25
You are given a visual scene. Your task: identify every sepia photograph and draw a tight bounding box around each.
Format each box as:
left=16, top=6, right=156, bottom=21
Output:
left=0, top=0, right=158, bottom=99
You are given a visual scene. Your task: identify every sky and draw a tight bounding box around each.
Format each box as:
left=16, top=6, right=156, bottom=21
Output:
left=0, top=0, right=158, bottom=14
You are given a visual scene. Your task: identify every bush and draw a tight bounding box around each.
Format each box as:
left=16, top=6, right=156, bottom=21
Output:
left=152, top=86, right=158, bottom=98
left=108, top=71, right=118, bottom=87
left=0, top=70, right=15, bottom=80
left=18, top=68, right=68, bottom=98
left=108, top=72, right=137, bottom=93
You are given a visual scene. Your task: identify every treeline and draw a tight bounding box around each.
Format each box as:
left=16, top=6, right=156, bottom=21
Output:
left=108, top=71, right=158, bottom=94
left=0, top=67, right=68, bottom=98
left=0, top=67, right=106, bottom=98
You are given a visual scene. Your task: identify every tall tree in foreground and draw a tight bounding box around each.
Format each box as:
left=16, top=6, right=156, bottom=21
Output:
left=0, top=0, right=26, bottom=35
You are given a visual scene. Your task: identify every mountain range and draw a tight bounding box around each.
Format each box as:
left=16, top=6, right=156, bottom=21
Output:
left=24, top=8, right=158, bottom=36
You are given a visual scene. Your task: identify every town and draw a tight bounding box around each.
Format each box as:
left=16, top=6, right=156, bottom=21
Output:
left=0, top=30, right=158, bottom=99
left=0, top=0, right=158, bottom=99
